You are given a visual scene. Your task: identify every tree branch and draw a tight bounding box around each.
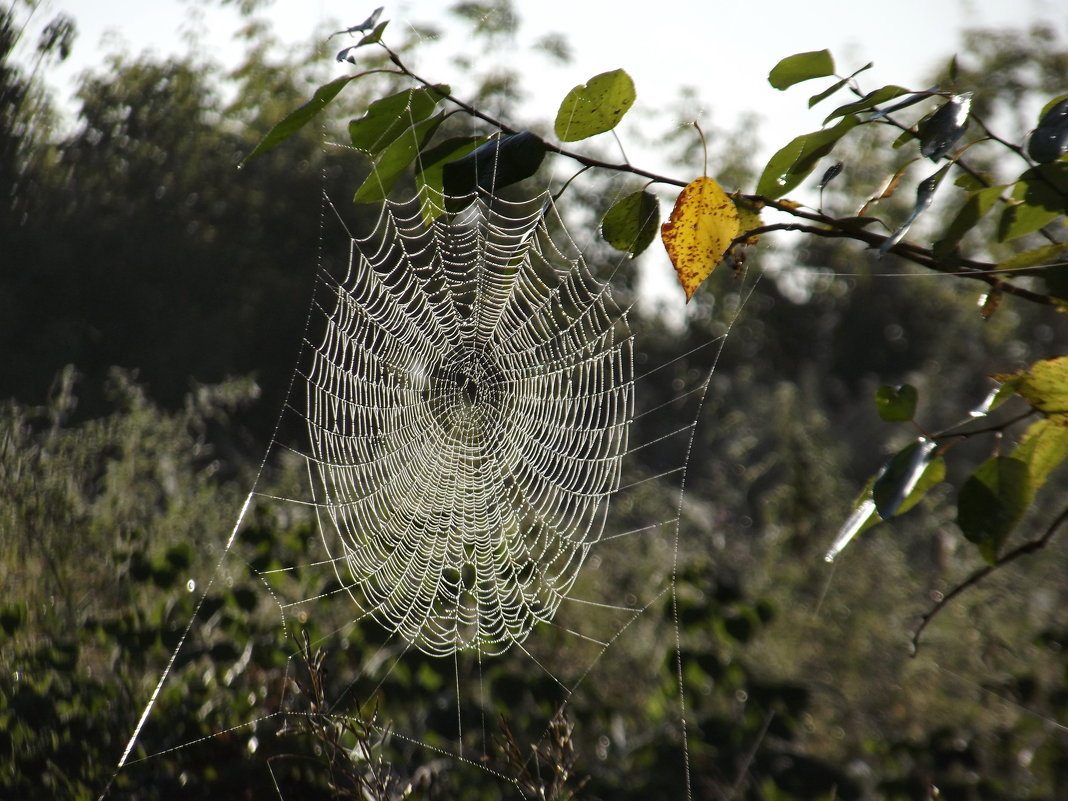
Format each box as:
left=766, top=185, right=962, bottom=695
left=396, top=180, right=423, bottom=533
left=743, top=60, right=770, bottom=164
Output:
left=910, top=504, right=1068, bottom=656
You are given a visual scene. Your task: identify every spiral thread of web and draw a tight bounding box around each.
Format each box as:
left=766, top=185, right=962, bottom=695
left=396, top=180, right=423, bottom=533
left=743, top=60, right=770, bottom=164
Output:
left=305, top=188, right=634, bottom=657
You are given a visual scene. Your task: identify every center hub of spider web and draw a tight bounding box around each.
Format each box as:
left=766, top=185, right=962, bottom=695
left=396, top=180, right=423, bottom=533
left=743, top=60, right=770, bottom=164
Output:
left=307, top=190, right=632, bottom=657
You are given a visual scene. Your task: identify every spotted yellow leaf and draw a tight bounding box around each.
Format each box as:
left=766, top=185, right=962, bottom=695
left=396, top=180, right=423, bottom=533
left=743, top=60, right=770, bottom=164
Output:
left=661, top=176, right=740, bottom=301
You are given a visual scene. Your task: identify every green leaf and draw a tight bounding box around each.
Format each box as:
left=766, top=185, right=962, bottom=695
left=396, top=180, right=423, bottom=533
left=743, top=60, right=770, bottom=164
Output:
left=1012, top=415, right=1068, bottom=494
left=601, top=190, right=660, bottom=256
left=1011, top=356, right=1068, bottom=414
left=808, top=77, right=848, bottom=108
left=875, top=384, right=918, bottom=422
left=554, top=69, right=636, bottom=142
left=768, top=50, right=835, bottom=90
left=873, top=439, right=940, bottom=519
left=958, top=456, right=1032, bottom=563
left=823, top=85, right=911, bottom=124
left=353, top=114, right=444, bottom=203
left=348, top=84, right=450, bottom=154
left=997, top=161, right=1068, bottom=241
left=441, top=131, right=547, bottom=201
left=756, top=115, right=860, bottom=199
left=239, top=74, right=365, bottom=167
left=996, top=242, right=1068, bottom=271
left=933, top=185, right=1004, bottom=258
left=414, top=135, right=488, bottom=220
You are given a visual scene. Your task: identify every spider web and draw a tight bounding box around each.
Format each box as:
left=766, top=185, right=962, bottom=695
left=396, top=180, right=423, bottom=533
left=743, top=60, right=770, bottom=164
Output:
left=104, top=79, right=747, bottom=801
left=305, top=189, right=633, bottom=658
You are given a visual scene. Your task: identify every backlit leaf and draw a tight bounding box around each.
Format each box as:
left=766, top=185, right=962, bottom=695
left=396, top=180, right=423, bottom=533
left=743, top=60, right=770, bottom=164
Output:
left=1009, top=356, right=1068, bottom=414
left=353, top=114, right=444, bottom=203
left=768, top=50, right=835, bottom=90
left=1012, top=415, right=1068, bottom=494
left=554, top=69, right=636, bottom=142
left=348, top=85, right=450, bottom=154
left=601, top=191, right=660, bottom=256
left=240, top=75, right=365, bottom=166
left=661, top=176, right=739, bottom=301
left=875, top=384, right=918, bottom=422
left=958, top=456, right=1032, bottom=564
left=809, top=77, right=848, bottom=108
left=732, top=193, right=764, bottom=244
left=756, top=115, right=860, bottom=199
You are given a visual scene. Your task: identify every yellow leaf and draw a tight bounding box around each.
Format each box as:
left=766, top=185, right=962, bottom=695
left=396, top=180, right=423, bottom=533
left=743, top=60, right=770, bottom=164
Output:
left=732, top=192, right=764, bottom=245
left=661, top=176, right=740, bottom=301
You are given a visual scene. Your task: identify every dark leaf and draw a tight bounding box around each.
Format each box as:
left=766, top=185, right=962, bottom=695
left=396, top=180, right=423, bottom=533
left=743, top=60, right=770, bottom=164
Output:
left=441, top=131, right=547, bottom=201
left=809, top=78, right=848, bottom=108
left=875, top=384, right=918, bottom=422
left=918, top=93, right=972, bottom=160
left=414, top=136, right=488, bottom=219
left=873, top=439, right=938, bottom=519
left=817, top=161, right=844, bottom=190
left=879, top=164, right=951, bottom=256
left=768, top=50, right=835, bottom=90
left=996, top=161, right=1068, bottom=241
left=330, top=6, right=384, bottom=37
left=1027, top=97, right=1068, bottom=163
left=601, top=190, right=660, bottom=256
left=958, top=457, right=1032, bottom=563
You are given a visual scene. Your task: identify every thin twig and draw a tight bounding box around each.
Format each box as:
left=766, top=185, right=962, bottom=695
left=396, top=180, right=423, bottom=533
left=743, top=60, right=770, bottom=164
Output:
left=911, top=504, right=1068, bottom=655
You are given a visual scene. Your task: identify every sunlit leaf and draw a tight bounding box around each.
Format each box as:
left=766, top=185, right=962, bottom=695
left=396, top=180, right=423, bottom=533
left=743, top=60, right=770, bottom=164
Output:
left=1005, top=356, right=1068, bottom=414
left=825, top=497, right=878, bottom=563
left=353, top=114, right=444, bottom=203
left=875, top=384, right=918, bottom=422
left=240, top=75, right=366, bottom=167
left=768, top=50, right=835, bottom=90
left=601, top=191, right=660, bottom=256
left=873, top=439, right=939, bottom=519
left=441, top=131, right=547, bottom=201
left=1012, top=415, right=1068, bottom=494
left=918, top=93, right=972, bottom=160
left=554, top=69, right=636, bottom=142
left=661, top=176, right=739, bottom=301
left=879, top=164, right=951, bottom=257
left=1028, top=97, right=1068, bottom=163
left=958, top=456, right=1032, bottom=564
left=756, top=115, right=860, bottom=199
left=823, top=85, right=911, bottom=124
left=348, top=85, right=450, bottom=154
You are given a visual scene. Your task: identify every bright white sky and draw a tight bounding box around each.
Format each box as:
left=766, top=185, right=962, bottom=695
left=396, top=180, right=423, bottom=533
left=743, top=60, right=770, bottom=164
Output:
left=47, top=0, right=1060, bottom=165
